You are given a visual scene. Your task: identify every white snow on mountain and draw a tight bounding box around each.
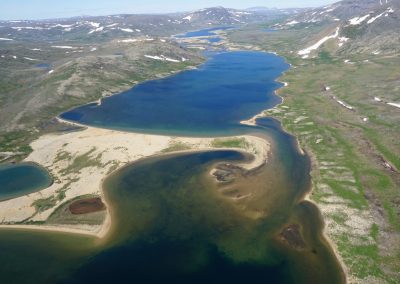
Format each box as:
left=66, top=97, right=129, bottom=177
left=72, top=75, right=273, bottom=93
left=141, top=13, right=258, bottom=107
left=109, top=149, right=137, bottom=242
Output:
left=349, top=14, right=370, bottom=25
left=298, top=27, right=340, bottom=56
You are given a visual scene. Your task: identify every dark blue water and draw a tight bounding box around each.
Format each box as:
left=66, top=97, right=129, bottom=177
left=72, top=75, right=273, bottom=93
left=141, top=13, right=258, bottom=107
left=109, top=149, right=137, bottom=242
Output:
left=0, top=163, right=52, bottom=201
left=263, top=28, right=279, bottom=32
left=61, top=51, right=289, bottom=136
left=35, top=63, right=51, bottom=69
left=176, top=26, right=234, bottom=38
left=208, top=37, right=221, bottom=43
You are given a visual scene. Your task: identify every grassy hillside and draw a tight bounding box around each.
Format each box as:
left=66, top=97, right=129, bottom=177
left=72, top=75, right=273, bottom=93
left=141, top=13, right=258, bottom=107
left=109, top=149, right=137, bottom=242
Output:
left=228, top=24, right=400, bottom=283
left=0, top=39, right=203, bottom=161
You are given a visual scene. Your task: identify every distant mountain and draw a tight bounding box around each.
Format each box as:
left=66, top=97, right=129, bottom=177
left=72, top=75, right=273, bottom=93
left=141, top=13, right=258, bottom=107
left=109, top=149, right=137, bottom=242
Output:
left=274, top=0, right=400, bottom=55
left=246, top=7, right=307, bottom=15
left=0, top=14, right=185, bottom=42
left=245, top=7, right=273, bottom=12
left=339, top=0, right=400, bottom=54
left=0, top=7, right=297, bottom=42
left=178, top=6, right=298, bottom=26
left=278, top=0, right=398, bottom=24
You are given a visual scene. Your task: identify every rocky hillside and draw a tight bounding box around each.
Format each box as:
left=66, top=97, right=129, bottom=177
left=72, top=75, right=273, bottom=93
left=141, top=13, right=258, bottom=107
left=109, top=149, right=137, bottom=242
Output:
left=0, top=7, right=298, bottom=42
left=272, top=0, right=400, bottom=56
left=0, top=5, right=303, bottom=158
left=177, top=6, right=299, bottom=26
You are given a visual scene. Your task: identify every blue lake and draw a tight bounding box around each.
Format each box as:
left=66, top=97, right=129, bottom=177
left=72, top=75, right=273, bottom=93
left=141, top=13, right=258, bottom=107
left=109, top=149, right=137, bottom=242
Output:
left=176, top=26, right=234, bottom=38
left=61, top=51, right=288, bottom=136
left=0, top=163, right=52, bottom=201
left=35, top=63, right=51, bottom=69
left=0, top=50, right=344, bottom=284
left=207, top=37, right=221, bottom=43
left=262, top=28, right=279, bottom=33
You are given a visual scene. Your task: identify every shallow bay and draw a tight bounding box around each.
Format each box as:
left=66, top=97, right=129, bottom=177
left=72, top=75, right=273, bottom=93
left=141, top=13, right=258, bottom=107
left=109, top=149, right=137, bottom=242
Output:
left=61, top=120, right=343, bottom=283
left=0, top=162, right=52, bottom=201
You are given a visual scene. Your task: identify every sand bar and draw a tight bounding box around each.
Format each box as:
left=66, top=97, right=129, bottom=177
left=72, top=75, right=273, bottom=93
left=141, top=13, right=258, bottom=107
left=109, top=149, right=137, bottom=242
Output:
left=0, top=122, right=270, bottom=237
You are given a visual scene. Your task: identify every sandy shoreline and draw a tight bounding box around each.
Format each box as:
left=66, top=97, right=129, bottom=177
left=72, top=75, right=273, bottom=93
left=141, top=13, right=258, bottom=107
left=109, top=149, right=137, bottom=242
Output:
left=0, top=51, right=292, bottom=241
left=0, top=224, right=102, bottom=237
left=303, top=193, right=349, bottom=281
left=240, top=64, right=347, bottom=280
left=0, top=120, right=270, bottom=238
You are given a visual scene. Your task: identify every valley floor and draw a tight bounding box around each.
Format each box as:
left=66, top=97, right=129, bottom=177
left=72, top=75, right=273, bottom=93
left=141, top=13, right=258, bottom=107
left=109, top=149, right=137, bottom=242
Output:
left=0, top=22, right=398, bottom=283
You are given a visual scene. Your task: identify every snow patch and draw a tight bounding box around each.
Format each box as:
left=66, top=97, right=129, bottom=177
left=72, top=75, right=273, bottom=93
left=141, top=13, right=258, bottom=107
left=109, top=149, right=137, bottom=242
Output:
left=164, top=57, right=180, bottom=63
left=120, top=28, right=134, bottom=33
left=87, top=22, right=100, bottom=28
left=338, top=36, right=349, bottom=47
left=23, top=57, right=38, bottom=61
left=118, top=39, right=138, bottom=43
left=0, top=37, right=13, bottom=41
left=183, top=15, right=193, bottom=21
left=88, top=26, right=103, bottom=34
left=387, top=102, right=400, bottom=109
left=335, top=98, right=354, bottom=110
left=298, top=27, right=339, bottom=56
left=12, top=26, right=47, bottom=30
left=349, top=14, right=370, bottom=25
left=234, top=11, right=251, bottom=15
left=144, top=55, right=164, bottom=60
left=51, top=45, right=76, bottom=49
left=52, top=24, right=73, bottom=28
left=144, top=55, right=184, bottom=63
left=286, top=20, right=299, bottom=25
left=367, top=11, right=385, bottom=24
left=48, top=69, right=54, bottom=74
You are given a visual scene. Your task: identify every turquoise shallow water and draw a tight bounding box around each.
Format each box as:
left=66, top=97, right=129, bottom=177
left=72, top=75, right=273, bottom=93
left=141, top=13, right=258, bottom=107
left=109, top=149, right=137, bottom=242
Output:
left=0, top=163, right=52, bottom=201
left=59, top=119, right=343, bottom=284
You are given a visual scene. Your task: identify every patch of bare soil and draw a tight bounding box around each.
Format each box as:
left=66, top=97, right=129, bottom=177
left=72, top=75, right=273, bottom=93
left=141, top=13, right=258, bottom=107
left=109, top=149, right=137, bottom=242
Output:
left=278, top=224, right=307, bottom=251
left=69, top=197, right=106, bottom=215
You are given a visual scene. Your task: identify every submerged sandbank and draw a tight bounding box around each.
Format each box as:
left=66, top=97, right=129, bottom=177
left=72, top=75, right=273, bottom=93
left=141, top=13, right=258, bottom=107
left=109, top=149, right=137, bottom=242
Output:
left=0, top=123, right=270, bottom=237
